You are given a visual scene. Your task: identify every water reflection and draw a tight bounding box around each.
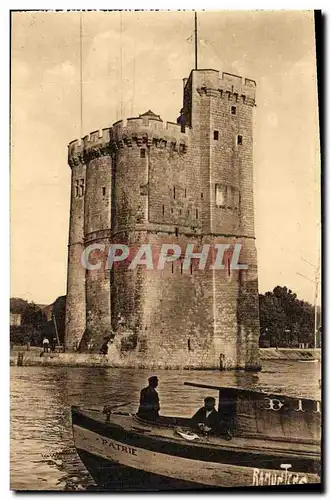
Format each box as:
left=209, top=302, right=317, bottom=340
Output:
left=11, top=362, right=321, bottom=491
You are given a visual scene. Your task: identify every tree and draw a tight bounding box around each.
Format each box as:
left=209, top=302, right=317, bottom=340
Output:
left=21, top=302, right=47, bottom=327
left=10, top=297, right=29, bottom=315
left=259, top=286, right=314, bottom=347
left=10, top=299, right=48, bottom=346
left=259, top=292, right=287, bottom=347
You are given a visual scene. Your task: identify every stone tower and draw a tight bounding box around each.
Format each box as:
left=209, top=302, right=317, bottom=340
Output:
left=65, top=69, right=261, bottom=370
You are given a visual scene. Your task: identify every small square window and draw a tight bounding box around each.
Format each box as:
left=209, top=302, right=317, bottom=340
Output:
left=226, top=185, right=233, bottom=208
left=75, top=180, right=79, bottom=197
left=215, top=184, right=226, bottom=207
left=233, top=189, right=240, bottom=210
left=213, top=130, right=219, bottom=141
left=79, top=178, right=85, bottom=197
left=237, top=135, right=243, bottom=145
left=140, top=149, right=146, bottom=158
left=231, top=106, right=236, bottom=115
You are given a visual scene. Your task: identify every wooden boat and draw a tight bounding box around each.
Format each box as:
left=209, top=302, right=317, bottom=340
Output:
left=297, top=350, right=320, bottom=363
left=71, top=382, right=321, bottom=491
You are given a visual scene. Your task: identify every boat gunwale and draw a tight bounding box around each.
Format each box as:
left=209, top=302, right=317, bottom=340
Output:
left=183, top=382, right=321, bottom=403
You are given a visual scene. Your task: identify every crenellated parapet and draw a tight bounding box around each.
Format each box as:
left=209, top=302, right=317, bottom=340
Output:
left=187, top=69, right=256, bottom=106
left=219, top=72, right=256, bottom=102
left=68, top=128, right=112, bottom=167
left=68, top=115, right=190, bottom=167
left=110, top=116, right=189, bottom=153
left=83, top=128, right=112, bottom=163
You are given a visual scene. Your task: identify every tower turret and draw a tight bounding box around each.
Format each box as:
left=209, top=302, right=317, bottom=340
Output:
left=65, top=140, right=86, bottom=351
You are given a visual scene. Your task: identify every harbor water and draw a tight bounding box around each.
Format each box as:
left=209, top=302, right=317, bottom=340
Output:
left=10, top=361, right=321, bottom=491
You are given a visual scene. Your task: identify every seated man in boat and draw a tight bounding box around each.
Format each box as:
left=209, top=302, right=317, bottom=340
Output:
left=192, top=397, right=232, bottom=439
left=137, top=376, right=160, bottom=421
left=191, top=396, right=220, bottom=434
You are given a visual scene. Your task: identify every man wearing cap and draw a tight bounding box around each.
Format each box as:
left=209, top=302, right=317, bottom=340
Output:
left=191, top=397, right=222, bottom=436
left=137, top=376, right=160, bottom=421
left=176, top=108, right=186, bottom=132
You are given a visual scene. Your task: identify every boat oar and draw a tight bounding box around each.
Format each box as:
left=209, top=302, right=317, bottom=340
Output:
left=79, top=402, right=133, bottom=421
left=102, top=402, right=132, bottom=421
left=82, top=402, right=131, bottom=411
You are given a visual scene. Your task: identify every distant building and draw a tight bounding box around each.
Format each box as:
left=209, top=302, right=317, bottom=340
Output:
left=41, top=304, right=54, bottom=321
left=10, top=313, right=21, bottom=326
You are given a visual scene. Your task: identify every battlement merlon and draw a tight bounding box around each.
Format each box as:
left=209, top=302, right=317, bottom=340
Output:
left=184, top=68, right=256, bottom=103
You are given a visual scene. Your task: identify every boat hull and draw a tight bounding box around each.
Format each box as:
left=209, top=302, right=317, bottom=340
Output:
left=76, top=448, right=211, bottom=491
left=72, top=408, right=320, bottom=491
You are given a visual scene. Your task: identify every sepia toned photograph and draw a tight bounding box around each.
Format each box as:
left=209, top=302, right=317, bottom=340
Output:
left=10, top=9, right=321, bottom=491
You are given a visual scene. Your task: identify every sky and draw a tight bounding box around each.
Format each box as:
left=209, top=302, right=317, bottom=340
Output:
left=11, top=10, right=321, bottom=305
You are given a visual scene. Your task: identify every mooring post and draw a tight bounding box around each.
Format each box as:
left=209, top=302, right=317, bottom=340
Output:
left=17, top=352, right=24, bottom=367
left=219, top=353, right=225, bottom=371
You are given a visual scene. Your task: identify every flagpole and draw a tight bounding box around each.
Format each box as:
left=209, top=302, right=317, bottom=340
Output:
left=313, top=254, right=320, bottom=349
left=120, top=11, right=124, bottom=120
left=53, top=314, right=60, bottom=348
left=297, top=251, right=321, bottom=349
left=194, top=12, right=198, bottom=70
left=79, top=11, right=83, bottom=137
left=131, top=57, right=135, bottom=117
